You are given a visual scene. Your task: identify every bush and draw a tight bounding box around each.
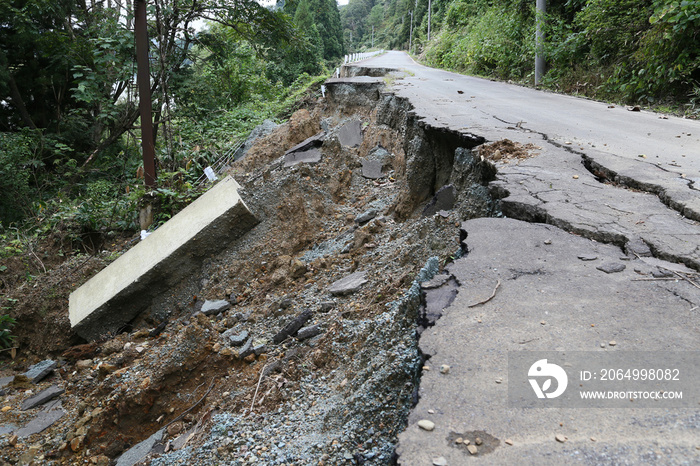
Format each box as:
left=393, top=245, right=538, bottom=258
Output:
left=424, top=6, right=534, bottom=81
left=0, top=314, right=16, bottom=349
left=0, top=132, right=41, bottom=225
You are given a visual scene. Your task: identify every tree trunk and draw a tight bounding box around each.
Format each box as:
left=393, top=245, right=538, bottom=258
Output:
left=8, top=74, right=37, bottom=130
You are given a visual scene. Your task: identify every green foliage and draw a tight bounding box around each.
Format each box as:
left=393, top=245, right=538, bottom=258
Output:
left=575, top=0, right=653, bottom=65
left=0, top=314, right=16, bottom=349
left=0, top=132, right=39, bottom=224
left=618, top=0, right=700, bottom=103
left=0, top=0, right=336, bottom=265
left=425, top=5, right=534, bottom=80
left=419, top=0, right=700, bottom=107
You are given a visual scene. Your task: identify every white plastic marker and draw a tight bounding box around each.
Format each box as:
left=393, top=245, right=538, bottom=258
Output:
left=204, top=166, right=218, bottom=182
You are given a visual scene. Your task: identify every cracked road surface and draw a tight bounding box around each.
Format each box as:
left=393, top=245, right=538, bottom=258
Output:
left=342, top=52, right=700, bottom=464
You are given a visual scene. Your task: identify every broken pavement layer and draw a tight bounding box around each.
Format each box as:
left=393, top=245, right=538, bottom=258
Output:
left=490, top=142, right=700, bottom=270
left=283, top=131, right=325, bottom=167
left=69, top=176, right=258, bottom=340
left=397, top=218, right=700, bottom=464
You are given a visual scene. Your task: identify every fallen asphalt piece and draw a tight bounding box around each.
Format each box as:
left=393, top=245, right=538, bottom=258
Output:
left=284, top=147, right=323, bottom=167
left=15, top=406, right=66, bottom=438
left=115, top=428, right=164, bottom=466
left=397, top=217, right=700, bottom=465
left=69, top=176, right=258, bottom=340
left=23, top=359, right=57, bottom=384
left=21, top=385, right=64, bottom=411
left=336, top=119, right=363, bottom=147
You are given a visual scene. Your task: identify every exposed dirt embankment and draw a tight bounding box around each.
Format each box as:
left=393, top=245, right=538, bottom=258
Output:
left=0, top=69, right=503, bottom=465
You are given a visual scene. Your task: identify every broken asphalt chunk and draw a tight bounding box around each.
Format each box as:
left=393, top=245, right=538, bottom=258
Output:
left=596, top=262, right=627, bottom=274
left=328, top=271, right=368, bottom=296
left=422, top=185, right=456, bottom=217
left=273, top=309, right=313, bottom=344
left=15, top=407, right=65, bottom=438
left=23, top=359, right=57, bottom=384
left=201, top=300, right=231, bottom=316
left=283, top=131, right=325, bottom=156
left=625, top=238, right=652, bottom=257
left=337, top=120, right=363, bottom=147
left=21, top=385, right=64, bottom=411
left=115, top=428, right=165, bottom=466
left=284, top=148, right=323, bottom=167
left=361, top=159, right=383, bottom=179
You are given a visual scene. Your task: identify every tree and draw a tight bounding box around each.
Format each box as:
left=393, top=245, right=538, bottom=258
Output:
left=0, top=0, right=296, bottom=167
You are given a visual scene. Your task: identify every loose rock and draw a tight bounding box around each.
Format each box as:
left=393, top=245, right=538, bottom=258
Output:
left=272, top=309, right=313, bottom=344
left=417, top=420, right=435, bottom=431
left=422, top=185, right=456, bottom=217
left=297, top=324, right=321, bottom=340
left=355, top=209, right=378, bottom=225
left=328, top=272, right=368, bottom=296
left=225, top=330, right=249, bottom=346
left=578, top=254, right=598, bottom=261
left=201, top=300, right=231, bottom=316
left=555, top=434, right=568, bottom=443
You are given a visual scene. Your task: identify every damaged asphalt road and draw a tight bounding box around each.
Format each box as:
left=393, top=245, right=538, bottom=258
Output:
left=1, top=51, right=699, bottom=465
left=335, top=52, right=700, bottom=464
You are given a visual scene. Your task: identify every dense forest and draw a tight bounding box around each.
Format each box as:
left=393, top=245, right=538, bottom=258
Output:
left=341, top=0, right=700, bottom=107
left=0, top=0, right=343, bottom=234
left=1, top=0, right=698, bottom=343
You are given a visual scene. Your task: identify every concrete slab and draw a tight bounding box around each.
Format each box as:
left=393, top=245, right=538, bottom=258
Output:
left=69, top=176, right=258, bottom=340
left=397, top=218, right=700, bottom=465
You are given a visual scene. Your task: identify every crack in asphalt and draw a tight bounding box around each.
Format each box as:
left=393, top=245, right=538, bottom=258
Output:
left=491, top=114, right=700, bottom=224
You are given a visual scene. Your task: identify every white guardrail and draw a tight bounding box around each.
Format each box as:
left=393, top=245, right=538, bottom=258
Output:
left=344, top=50, right=384, bottom=65
left=334, top=50, right=385, bottom=78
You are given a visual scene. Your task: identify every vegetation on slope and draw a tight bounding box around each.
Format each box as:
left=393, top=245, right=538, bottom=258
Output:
left=0, top=0, right=339, bottom=256
left=0, top=0, right=342, bottom=331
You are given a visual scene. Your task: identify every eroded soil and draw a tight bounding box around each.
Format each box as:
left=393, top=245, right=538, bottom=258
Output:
left=0, top=84, right=498, bottom=465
